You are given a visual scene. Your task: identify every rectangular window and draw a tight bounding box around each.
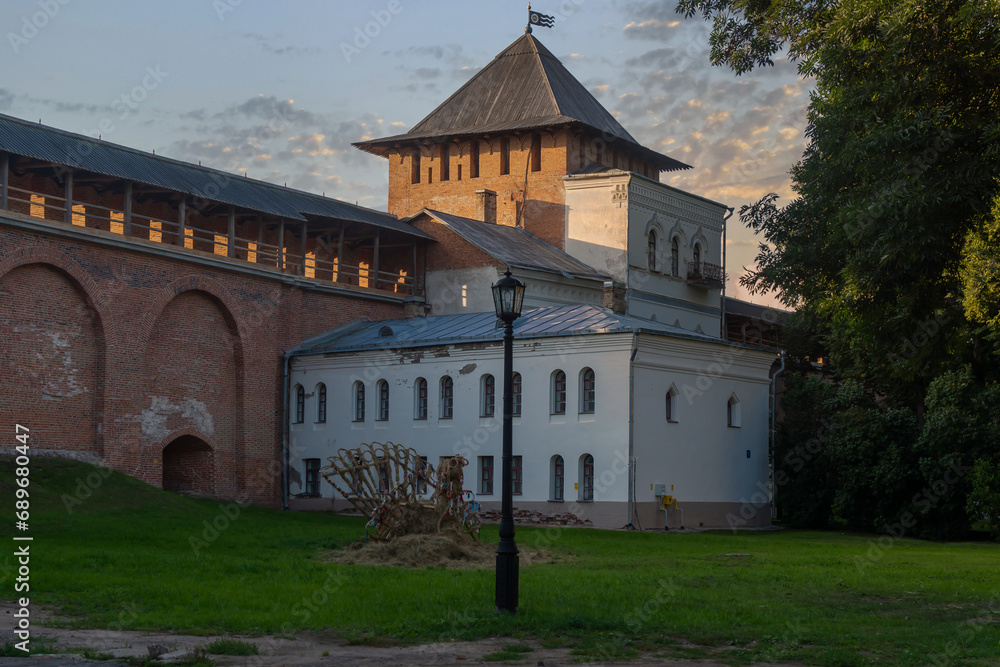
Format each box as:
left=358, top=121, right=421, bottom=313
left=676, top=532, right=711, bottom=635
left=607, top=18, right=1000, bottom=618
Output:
left=500, top=137, right=510, bottom=175
left=457, top=163, right=462, bottom=180
left=553, top=457, right=564, bottom=501
left=530, top=133, right=541, bottom=172
left=512, top=455, right=523, bottom=495
left=583, top=455, right=594, bottom=501
left=439, top=144, right=450, bottom=181
left=427, top=166, right=432, bottom=184
left=411, top=152, right=421, bottom=184
left=304, top=458, right=320, bottom=495
left=417, top=456, right=428, bottom=494
left=479, top=456, right=494, bottom=495
left=470, top=141, right=480, bottom=178
left=512, top=373, right=522, bottom=417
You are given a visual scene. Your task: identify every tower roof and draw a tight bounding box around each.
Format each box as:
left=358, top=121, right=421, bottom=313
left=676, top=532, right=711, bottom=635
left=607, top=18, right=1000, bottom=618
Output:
left=354, top=33, right=689, bottom=172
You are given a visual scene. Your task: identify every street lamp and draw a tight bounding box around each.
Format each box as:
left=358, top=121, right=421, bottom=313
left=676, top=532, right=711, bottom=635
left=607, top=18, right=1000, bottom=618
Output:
left=491, top=268, right=525, bottom=614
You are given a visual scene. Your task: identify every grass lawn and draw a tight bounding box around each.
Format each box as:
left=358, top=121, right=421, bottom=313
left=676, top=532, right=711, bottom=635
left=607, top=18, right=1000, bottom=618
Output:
left=2, top=457, right=999, bottom=666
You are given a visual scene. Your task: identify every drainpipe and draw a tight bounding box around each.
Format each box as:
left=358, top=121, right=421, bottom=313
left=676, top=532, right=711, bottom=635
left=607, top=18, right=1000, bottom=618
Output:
left=626, top=332, right=639, bottom=529
left=281, top=351, right=293, bottom=510
left=769, top=350, right=786, bottom=519
left=721, top=207, right=734, bottom=339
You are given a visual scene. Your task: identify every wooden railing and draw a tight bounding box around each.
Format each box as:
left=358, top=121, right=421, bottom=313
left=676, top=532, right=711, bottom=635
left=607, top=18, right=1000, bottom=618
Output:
left=3, top=185, right=416, bottom=295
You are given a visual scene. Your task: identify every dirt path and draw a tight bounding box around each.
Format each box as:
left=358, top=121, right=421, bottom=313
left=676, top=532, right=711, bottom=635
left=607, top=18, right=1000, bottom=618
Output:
left=1, top=601, right=802, bottom=666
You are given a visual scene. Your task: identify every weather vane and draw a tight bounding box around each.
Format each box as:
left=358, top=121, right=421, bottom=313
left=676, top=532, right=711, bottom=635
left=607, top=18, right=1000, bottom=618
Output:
left=526, top=3, right=555, bottom=34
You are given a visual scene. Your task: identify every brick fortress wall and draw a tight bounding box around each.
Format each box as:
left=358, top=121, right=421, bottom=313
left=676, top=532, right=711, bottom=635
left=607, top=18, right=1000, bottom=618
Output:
left=0, top=221, right=403, bottom=506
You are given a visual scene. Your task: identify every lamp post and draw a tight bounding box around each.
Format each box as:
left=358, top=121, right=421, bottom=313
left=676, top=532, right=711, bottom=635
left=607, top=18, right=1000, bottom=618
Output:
left=491, top=268, right=525, bottom=614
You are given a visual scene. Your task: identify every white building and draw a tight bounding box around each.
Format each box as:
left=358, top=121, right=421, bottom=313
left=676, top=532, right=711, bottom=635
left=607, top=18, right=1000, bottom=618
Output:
left=286, top=305, right=774, bottom=529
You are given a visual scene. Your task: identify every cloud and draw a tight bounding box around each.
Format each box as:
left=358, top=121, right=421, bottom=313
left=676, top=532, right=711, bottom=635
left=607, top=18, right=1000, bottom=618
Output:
left=0, top=89, right=16, bottom=111
left=242, top=32, right=321, bottom=57
left=623, top=18, right=682, bottom=40
left=165, top=94, right=396, bottom=201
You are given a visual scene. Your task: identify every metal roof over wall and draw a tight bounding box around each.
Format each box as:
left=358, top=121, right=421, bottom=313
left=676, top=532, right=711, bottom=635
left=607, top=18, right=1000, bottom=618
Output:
left=0, top=113, right=433, bottom=240
left=289, top=304, right=725, bottom=355
left=412, top=209, right=609, bottom=282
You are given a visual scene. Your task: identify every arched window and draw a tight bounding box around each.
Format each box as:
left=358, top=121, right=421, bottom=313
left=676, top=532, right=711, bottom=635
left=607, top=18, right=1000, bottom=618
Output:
left=580, top=454, right=594, bottom=501
left=481, top=374, right=496, bottom=417
left=647, top=231, right=657, bottom=271
left=727, top=394, right=741, bottom=427
left=316, top=383, right=327, bottom=423
left=580, top=368, right=596, bottom=413
left=551, top=455, right=565, bottom=501
left=376, top=380, right=389, bottom=421
left=512, top=372, right=522, bottom=416
left=671, top=237, right=679, bottom=277
left=414, top=377, right=428, bottom=420
left=665, top=385, right=678, bottom=422
left=440, top=376, right=454, bottom=419
left=294, top=385, right=305, bottom=424
left=551, top=370, right=567, bottom=415
left=693, top=242, right=702, bottom=267
left=353, top=381, right=365, bottom=422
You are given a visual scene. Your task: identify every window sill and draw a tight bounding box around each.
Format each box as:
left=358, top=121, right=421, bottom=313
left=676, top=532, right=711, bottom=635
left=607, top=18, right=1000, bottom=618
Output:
left=666, top=419, right=678, bottom=424
left=728, top=425, right=741, bottom=429
left=548, top=499, right=564, bottom=503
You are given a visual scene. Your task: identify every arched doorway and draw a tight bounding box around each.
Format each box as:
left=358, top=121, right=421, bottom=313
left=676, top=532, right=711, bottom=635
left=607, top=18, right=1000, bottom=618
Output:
left=162, top=435, right=214, bottom=495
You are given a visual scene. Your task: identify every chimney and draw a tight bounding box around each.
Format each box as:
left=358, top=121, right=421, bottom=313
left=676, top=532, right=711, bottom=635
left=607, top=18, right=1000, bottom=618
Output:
left=476, top=189, right=497, bottom=224
left=403, top=296, right=428, bottom=318
left=602, top=281, right=627, bottom=314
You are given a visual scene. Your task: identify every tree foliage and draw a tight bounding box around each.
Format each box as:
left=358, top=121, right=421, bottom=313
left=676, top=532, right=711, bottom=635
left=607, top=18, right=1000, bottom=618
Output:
left=678, top=0, right=1000, bottom=538
left=679, top=0, right=1000, bottom=394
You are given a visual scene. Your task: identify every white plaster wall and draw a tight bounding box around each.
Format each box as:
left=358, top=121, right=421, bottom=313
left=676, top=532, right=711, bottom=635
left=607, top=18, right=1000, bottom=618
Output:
left=626, top=177, right=726, bottom=335
left=631, top=335, right=774, bottom=515
left=564, top=171, right=726, bottom=335
left=425, top=266, right=499, bottom=316
left=287, top=333, right=635, bottom=513
left=426, top=267, right=604, bottom=315
left=564, top=175, right=630, bottom=281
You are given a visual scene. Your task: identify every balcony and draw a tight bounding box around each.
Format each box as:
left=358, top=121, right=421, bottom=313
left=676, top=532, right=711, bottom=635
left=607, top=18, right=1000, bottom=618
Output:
left=686, top=260, right=725, bottom=289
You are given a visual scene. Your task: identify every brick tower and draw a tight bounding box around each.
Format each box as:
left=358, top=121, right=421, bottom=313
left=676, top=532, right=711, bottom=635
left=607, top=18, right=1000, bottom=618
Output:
left=354, top=32, right=689, bottom=249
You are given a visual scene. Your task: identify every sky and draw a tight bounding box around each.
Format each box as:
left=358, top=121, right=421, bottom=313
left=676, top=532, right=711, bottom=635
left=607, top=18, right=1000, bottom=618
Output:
left=0, top=0, right=811, bottom=305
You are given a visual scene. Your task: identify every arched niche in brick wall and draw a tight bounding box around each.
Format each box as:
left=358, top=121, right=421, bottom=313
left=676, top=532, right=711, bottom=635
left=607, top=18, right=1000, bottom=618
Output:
left=141, top=289, right=240, bottom=498
left=0, top=262, right=104, bottom=454
left=162, top=433, right=215, bottom=495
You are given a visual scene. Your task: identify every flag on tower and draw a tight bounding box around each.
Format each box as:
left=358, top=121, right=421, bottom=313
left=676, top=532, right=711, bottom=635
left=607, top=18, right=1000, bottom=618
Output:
left=529, top=8, right=555, bottom=28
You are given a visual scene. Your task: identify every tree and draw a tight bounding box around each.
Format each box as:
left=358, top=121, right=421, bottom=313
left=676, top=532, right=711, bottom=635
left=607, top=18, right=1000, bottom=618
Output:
left=678, top=0, right=1000, bottom=396
left=960, top=196, right=1000, bottom=347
